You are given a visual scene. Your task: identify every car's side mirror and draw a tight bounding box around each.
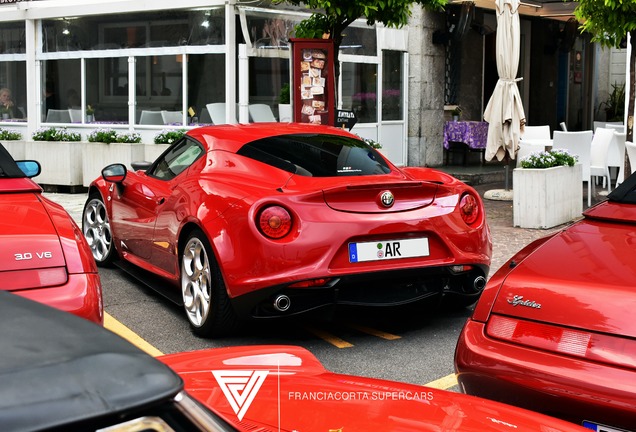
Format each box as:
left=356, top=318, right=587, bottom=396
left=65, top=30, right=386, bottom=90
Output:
left=16, top=160, right=41, bottom=178
left=131, top=161, right=153, bottom=171
left=102, top=163, right=127, bottom=183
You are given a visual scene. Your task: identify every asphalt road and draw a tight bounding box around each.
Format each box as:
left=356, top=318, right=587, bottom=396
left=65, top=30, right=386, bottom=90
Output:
left=44, top=183, right=570, bottom=389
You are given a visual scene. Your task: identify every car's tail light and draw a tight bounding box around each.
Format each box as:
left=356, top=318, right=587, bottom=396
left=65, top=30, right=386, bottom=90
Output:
left=459, top=193, right=480, bottom=225
left=258, top=205, right=292, bottom=239
left=487, top=315, right=636, bottom=370
left=0, top=267, right=68, bottom=290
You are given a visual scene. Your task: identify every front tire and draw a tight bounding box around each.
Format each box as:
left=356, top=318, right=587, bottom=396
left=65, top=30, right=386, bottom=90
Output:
left=181, top=229, right=238, bottom=337
left=82, top=193, right=116, bottom=266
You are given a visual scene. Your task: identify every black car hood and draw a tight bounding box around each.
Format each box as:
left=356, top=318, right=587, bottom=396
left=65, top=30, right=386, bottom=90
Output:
left=0, top=291, right=183, bottom=432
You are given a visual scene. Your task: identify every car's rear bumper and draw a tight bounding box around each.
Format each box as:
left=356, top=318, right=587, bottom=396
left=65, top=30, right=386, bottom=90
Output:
left=231, top=264, right=488, bottom=319
left=13, top=273, right=103, bottom=325
left=455, top=319, right=636, bottom=431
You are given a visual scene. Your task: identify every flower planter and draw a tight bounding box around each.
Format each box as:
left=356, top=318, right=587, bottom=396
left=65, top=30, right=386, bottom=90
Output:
left=25, top=141, right=83, bottom=187
left=513, top=163, right=582, bottom=229
left=3, top=140, right=26, bottom=160
left=83, top=141, right=144, bottom=187
left=144, top=143, right=170, bottom=163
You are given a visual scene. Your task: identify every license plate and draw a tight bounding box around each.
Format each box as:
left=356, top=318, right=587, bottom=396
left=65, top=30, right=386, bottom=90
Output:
left=348, top=238, right=429, bottom=263
left=582, top=421, right=631, bottom=432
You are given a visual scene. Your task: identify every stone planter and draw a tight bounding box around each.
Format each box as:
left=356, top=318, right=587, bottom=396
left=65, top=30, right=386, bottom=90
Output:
left=83, top=141, right=145, bottom=187
left=513, top=164, right=583, bottom=229
left=144, top=143, right=170, bottom=163
left=3, top=140, right=26, bottom=160
left=25, top=141, right=83, bottom=187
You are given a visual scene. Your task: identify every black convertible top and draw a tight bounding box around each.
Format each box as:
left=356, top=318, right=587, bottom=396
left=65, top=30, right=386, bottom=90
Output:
left=0, top=143, right=26, bottom=178
left=0, top=291, right=183, bottom=431
left=608, top=170, right=636, bottom=204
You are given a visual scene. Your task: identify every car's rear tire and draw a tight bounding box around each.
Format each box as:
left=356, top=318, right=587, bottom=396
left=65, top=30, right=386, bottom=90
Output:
left=82, top=193, right=116, bottom=266
left=181, top=229, right=238, bottom=337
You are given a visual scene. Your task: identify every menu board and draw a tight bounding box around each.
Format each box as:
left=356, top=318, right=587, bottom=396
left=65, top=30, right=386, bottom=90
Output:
left=299, top=48, right=328, bottom=124
left=291, top=39, right=334, bottom=126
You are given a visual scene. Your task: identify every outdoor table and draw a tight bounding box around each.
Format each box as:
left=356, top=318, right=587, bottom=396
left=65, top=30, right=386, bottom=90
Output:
left=443, top=120, right=489, bottom=165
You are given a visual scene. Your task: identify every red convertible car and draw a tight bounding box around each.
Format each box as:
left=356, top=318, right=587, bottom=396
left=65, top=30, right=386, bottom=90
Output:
left=455, top=173, right=636, bottom=431
left=83, top=123, right=491, bottom=337
left=0, top=143, right=102, bottom=324
left=2, top=290, right=589, bottom=432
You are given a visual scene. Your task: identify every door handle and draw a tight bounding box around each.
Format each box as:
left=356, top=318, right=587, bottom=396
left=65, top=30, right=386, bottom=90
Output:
left=157, top=197, right=166, bottom=205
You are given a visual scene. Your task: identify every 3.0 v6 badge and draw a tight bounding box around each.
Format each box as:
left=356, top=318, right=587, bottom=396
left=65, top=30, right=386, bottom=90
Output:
left=14, top=252, right=53, bottom=261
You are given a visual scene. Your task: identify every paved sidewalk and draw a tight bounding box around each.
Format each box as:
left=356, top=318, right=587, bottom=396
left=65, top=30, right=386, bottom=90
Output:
left=43, top=181, right=590, bottom=278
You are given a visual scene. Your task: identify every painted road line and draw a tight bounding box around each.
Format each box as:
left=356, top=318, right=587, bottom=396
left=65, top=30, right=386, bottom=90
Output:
left=425, top=373, right=458, bottom=390
left=305, top=326, right=354, bottom=348
left=104, top=312, right=164, bottom=357
left=346, top=323, right=402, bottom=340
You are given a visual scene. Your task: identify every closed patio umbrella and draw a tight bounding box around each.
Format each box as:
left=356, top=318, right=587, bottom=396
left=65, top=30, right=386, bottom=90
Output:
left=484, top=0, right=526, bottom=163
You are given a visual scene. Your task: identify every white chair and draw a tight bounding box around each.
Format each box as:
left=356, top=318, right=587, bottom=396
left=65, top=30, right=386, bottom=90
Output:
left=45, top=109, right=72, bottom=123
left=625, top=141, right=636, bottom=176
left=589, top=127, right=615, bottom=194
left=68, top=109, right=83, bottom=123
left=206, top=103, right=236, bottom=125
left=521, top=125, right=550, bottom=140
left=161, top=110, right=183, bottom=125
left=560, top=122, right=567, bottom=131
left=139, top=110, right=163, bottom=125
left=248, top=104, right=277, bottom=122
left=553, top=130, right=594, bottom=207
left=605, top=123, right=625, bottom=133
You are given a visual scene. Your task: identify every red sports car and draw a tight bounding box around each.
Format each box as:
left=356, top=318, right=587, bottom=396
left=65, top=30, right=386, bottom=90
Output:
left=455, top=174, right=636, bottom=431
left=83, top=123, right=491, bottom=337
left=0, top=143, right=103, bottom=324
left=4, top=289, right=589, bottom=432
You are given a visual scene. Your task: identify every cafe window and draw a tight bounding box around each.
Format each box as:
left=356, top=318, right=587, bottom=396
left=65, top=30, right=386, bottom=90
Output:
left=41, top=9, right=225, bottom=53
left=382, top=51, right=404, bottom=121
left=249, top=57, right=290, bottom=116
left=0, top=21, right=25, bottom=54
left=341, top=62, right=378, bottom=124
left=42, top=59, right=81, bottom=123
left=340, top=25, right=377, bottom=56
left=0, top=60, right=27, bottom=121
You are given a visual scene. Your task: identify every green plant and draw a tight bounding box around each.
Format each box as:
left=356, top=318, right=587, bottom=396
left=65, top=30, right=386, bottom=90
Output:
left=86, top=105, right=95, bottom=115
left=451, top=106, right=462, bottom=117
left=520, top=149, right=577, bottom=169
left=87, top=128, right=118, bottom=144
left=32, top=127, right=81, bottom=142
left=600, top=82, right=625, bottom=121
left=0, top=128, right=22, bottom=140
left=116, top=132, right=142, bottom=143
left=357, top=135, right=382, bottom=149
left=293, top=13, right=332, bottom=39
left=154, top=129, right=187, bottom=144
left=279, top=83, right=290, bottom=104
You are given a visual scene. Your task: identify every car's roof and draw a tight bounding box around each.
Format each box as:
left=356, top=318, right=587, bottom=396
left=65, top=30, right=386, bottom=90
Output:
left=186, top=122, right=358, bottom=153
left=0, top=291, right=183, bottom=432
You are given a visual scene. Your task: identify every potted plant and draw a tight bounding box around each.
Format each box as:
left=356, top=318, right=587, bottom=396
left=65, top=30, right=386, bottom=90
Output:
left=278, top=83, right=292, bottom=122
left=0, top=127, right=25, bottom=159
left=83, top=128, right=144, bottom=187
left=514, top=149, right=582, bottom=229
left=27, top=127, right=83, bottom=187
left=599, top=82, right=625, bottom=122
left=451, top=106, right=462, bottom=121
left=86, top=105, right=95, bottom=123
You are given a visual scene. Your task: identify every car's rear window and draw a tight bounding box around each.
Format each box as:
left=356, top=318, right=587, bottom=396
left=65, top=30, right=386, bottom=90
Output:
left=236, top=134, right=391, bottom=177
